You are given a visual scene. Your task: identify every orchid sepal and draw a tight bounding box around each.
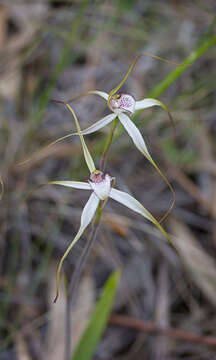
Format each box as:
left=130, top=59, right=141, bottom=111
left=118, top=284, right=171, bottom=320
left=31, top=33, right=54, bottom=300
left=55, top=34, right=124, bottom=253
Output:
left=109, top=188, right=176, bottom=249
left=38, top=167, right=177, bottom=301
left=17, top=102, right=96, bottom=174
left=48, top=181, right=91, bottom=190
left=54, top=192, right=99, bottom=303
left=73, top=113, right=116, bottom=136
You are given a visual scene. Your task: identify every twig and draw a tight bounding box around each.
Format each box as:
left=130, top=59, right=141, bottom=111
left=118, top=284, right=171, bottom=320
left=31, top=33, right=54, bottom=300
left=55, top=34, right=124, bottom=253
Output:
left=109, top=314, right=216, bottom=348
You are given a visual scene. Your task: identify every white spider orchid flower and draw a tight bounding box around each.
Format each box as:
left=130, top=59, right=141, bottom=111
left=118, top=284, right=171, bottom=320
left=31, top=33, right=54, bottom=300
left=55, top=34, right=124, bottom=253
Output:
left=37, top=105, right=175, bottom=302
left=66, top=54, right=177, bottom=222
left=27, top=103, right=177, bottom=302
left=50, top=167, right=176, bottom=303
left=69, top=90, right=175, bottom=223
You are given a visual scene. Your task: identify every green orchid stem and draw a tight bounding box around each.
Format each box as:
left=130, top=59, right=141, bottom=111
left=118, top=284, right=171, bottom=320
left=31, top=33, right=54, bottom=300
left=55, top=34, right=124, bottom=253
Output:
left=100, top=117, right=118, bottom=172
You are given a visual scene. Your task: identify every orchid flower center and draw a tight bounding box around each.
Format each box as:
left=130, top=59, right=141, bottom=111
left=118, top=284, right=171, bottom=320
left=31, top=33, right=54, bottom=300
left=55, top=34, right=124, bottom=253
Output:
left=109, top=93, right=135, bottom=114
left=89, top=170, right=112, bottom=200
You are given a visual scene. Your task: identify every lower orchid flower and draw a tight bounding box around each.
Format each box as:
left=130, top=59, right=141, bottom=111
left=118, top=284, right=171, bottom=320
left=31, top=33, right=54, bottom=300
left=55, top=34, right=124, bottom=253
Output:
left=50, top=168, right=176, bottom=303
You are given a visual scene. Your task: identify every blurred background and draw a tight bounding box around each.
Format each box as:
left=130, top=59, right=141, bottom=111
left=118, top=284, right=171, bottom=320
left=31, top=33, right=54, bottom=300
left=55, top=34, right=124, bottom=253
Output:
left=0, top=1, right=216, bottom=359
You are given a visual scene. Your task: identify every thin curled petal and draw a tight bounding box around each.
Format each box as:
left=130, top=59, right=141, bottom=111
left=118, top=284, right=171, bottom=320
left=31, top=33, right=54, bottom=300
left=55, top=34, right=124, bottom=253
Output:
left=17, top=132, right=79, bottom=166
left=48, top=181, right=91, bottom=190
left=108, top=55, right=140, bottom=106
left=73, top=114, right=116, bottom=135
left=67, top=54, right=185, bottom=106
left=109, top=188, right=176, bottom=249
left=18, top=103, right=96, bottom=169
left=135, top=98, right=175, bottom=132
left=83, top=90, right=108, bottom=101
left=67, top=90, right=108, bottom=103
left=54, top=192, right=99, bottom=303
left=118, top=113, right=175, bottom=223
left=147, top=157, right=175, bottom=223
left=53, top=100, right=96, bottom=173
left=108, top=53, right=186, bottom=107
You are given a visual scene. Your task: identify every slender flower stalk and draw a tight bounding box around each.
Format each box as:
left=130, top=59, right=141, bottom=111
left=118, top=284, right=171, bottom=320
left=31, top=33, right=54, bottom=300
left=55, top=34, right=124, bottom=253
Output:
left=100, top=117, right=118, bottom=172
left=30, top=105, right=178, bottom=302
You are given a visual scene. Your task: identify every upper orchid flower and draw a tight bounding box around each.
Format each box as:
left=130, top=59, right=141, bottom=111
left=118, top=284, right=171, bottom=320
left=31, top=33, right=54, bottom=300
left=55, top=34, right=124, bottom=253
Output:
left=34, top=104, right=177, bottom=302
left=67, top=54, right=177, bottom=222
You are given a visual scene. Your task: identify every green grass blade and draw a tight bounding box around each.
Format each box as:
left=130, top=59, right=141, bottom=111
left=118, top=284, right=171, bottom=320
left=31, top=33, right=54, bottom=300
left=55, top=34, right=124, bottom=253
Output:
left=72, top=270, right=121, bottom=360
left=149, top=34, right=216, bottom=98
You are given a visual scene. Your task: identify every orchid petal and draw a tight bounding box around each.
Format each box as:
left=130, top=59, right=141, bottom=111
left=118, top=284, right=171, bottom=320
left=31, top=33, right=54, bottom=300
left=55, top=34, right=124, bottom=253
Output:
left=54, top=192, right=99, bottom=302
left=135, top=98, right=175, bottom=131
left=17, top=132, right=79, bottom=166
left=108, top=55, right=140, bottom=101
left=109, top=188, right=176, bottom=249
left=118, top=113, right=175, bottom=223
left=74, top=114, right=116, bottom=135
left=18, top=102, right=96, bottom=173
left=108, top=52, right=184, bottom=103
left=109, top=188, right=152, bottom=221
left=67, top=90, right=108, bottom=103
left=64, top=103, right=96, bottom=173
left=118, top=113, right=150, bottom=157
left=57, top=102, right=96, bottom=173
left=135, top=98, right=164, bottom=111
left=86, top=90, right=108, bottom=101
left=48, top=181, right=91, bottom=190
